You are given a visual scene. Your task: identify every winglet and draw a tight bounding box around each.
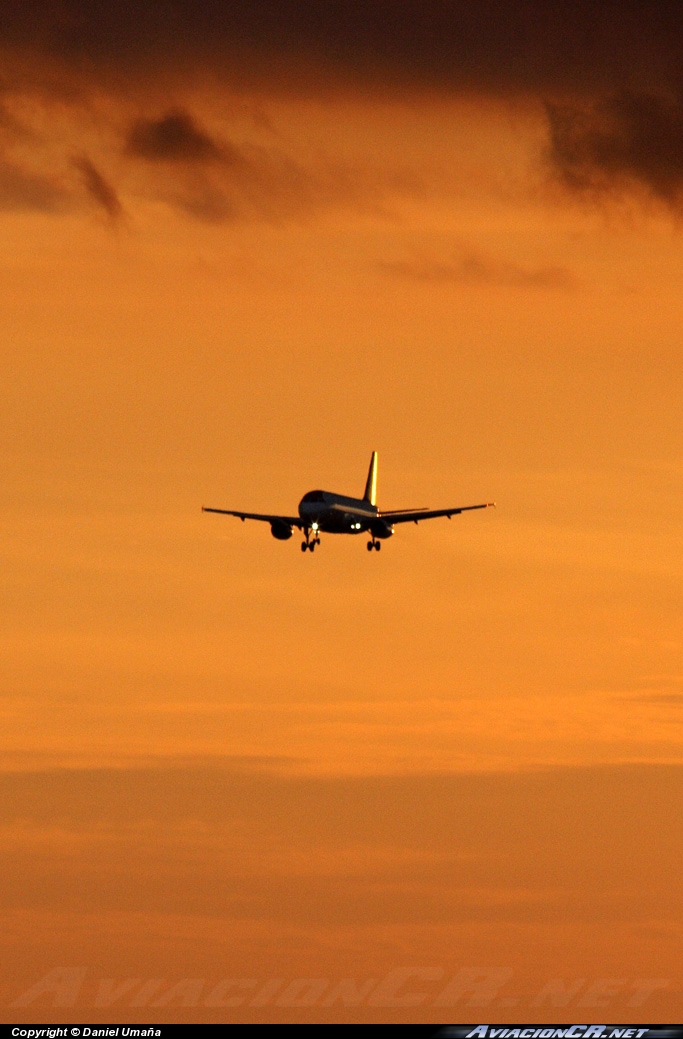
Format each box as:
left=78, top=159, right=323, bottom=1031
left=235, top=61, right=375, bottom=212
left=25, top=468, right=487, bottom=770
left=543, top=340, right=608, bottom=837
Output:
left=363, top=451, right=378, bottom=506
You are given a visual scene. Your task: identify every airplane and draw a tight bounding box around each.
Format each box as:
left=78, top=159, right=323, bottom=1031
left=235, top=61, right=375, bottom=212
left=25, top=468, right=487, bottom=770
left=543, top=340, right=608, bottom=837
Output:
left=202, top=452, right=494, bottom=553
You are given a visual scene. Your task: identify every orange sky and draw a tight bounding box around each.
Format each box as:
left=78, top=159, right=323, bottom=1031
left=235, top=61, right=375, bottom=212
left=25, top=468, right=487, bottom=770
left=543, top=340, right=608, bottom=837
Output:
left=2, top=2, right=683, bottom=1023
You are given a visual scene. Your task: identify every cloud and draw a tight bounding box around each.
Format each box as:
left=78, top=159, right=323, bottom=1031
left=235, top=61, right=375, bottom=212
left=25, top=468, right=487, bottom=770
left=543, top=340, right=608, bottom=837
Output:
left=0, top=1, right=682, bottom=98
left=546, top=91, right=683, bottom=207
left=0, top=93, right=419, bottom=226
left=0, top=157, right=66, bottom=212
left=5, top=7, right=683, bottom=222
left=171, top=182, right=237, bottom=223
left=1, top=761, right=681, bottom=925
left=379, top=250, right=577, bottom=290
left=72, top=155, right=122, bottom=218
left=630, top=693, right=683, bottom=704
left=123, top=113, right=407, bottom=223
left=122, top=108, right=357, bottom=223
left=0, top=104, right=36, bottom=141
left=125, top=111, right=226, bottom=163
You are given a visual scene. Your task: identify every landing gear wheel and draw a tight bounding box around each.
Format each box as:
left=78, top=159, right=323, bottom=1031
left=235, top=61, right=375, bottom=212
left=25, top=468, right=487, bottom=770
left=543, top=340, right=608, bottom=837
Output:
left=309, top=541, right=316, bottom=552
left=367, top=541, right=373, bottom=552
left=301, top=542, right=308, bottom=552
left=375, top=541, right=381, bottom=551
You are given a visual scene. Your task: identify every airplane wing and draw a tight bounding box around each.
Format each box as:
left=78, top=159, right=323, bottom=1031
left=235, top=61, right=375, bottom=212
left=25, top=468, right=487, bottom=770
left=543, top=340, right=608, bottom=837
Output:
left=202, top=507, right=305, bottom=527
left=380, top=503, right=495, bottom=524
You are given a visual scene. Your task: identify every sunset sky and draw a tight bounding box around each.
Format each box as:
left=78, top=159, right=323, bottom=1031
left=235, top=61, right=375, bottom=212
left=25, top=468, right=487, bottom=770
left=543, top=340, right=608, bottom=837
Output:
left=2, top=1, right=683, bottom=1023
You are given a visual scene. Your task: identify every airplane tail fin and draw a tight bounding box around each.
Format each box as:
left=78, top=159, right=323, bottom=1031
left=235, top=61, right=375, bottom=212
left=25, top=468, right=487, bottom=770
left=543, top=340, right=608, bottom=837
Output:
left=363, top=451, right=378, bottom=506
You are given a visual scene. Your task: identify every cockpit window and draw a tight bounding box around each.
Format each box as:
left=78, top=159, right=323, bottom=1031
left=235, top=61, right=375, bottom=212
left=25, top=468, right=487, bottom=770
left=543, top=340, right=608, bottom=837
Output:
left=301, top=490, right=326, bottom=503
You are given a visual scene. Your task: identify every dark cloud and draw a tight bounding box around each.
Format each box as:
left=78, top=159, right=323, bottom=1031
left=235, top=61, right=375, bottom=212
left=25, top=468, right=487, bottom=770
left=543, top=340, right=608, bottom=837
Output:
left=72, top=154, right=122, bottom=218
left=1, top=1, right=683, bottom=97
left=0, top=157, right=66, bottom=211
left=5, top=5, right=683, bottom=221
left=546, top=91, right=683, bottom=207
left=131, top=130, right=402, bottom=224
left=125, top=111, right=225, bottom=163
left=380, top=250, right=577, bottom=290
left=122, top=108, right=365, bottom=224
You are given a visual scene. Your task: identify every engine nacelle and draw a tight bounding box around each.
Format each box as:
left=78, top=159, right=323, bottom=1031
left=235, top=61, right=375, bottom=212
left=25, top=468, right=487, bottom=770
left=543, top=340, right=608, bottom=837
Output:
left=370, top=519, right=394, bottom=540
left=270, top=520, right=293, bottom=541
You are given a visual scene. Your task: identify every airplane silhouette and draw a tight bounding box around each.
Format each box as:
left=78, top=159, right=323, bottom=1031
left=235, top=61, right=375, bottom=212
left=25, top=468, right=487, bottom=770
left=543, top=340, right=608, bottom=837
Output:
left=203, top=452, right=494, bottom=552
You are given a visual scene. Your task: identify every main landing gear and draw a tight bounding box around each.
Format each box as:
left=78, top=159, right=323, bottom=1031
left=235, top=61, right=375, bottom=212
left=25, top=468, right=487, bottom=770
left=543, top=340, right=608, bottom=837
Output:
left=367, top=539, right=381, bottom=552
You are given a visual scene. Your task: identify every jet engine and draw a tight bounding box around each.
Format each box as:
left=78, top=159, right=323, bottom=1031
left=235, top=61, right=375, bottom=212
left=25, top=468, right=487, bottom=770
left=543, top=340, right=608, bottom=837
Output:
left=370, top=519, right=394, bottom=540
left=270, top=520, right=293, bottom=540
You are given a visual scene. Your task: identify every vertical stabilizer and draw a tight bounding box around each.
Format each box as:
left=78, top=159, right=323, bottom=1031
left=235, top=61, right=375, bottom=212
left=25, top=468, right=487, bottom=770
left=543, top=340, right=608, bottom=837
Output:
left=363, top=451, right=378, bottom=505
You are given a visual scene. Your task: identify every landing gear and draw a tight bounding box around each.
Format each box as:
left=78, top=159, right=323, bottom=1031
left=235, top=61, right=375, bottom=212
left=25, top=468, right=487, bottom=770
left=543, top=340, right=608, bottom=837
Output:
left=367, top=539, right=381, bottom=552
left=302, top=530, right=321, bottom=552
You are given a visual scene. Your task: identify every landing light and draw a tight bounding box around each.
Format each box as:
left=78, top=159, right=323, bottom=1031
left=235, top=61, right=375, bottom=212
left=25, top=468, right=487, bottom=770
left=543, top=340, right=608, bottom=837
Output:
left=312, top=522, right=319, bottom=531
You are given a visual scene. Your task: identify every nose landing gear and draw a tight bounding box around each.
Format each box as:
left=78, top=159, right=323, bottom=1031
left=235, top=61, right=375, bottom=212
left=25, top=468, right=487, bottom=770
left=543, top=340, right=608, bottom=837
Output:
left=367, top=539, right=381, bottom=551
left=302, top=530, right=321, bottom=552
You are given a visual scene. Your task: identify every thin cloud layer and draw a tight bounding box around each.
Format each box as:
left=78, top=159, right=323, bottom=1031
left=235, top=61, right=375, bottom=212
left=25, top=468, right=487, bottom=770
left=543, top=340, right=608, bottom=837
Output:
left=380, top=250, right=577, bottom=290
left=1, top=761, right=681, bottom=925
left=0, top=157, right=65, bottom=212
left=72, top=155, right=122, bottom=218
left=0, top=97, right=413, bottom=225
left=123, top=111, right=409, bottom=223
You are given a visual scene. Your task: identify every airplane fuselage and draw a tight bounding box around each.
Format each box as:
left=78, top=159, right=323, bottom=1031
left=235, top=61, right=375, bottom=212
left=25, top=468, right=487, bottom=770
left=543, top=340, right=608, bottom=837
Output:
left=298, top=490, right=392, bottom=536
